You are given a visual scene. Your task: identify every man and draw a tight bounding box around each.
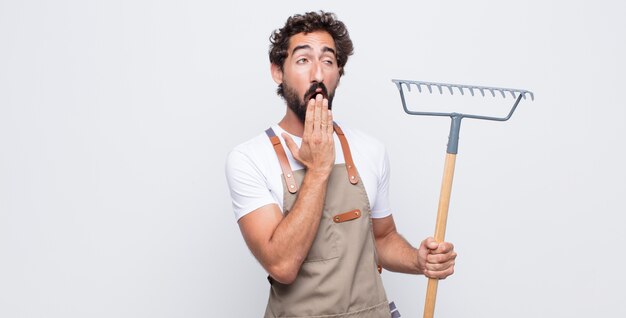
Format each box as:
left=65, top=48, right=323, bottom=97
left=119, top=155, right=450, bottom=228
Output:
left=225, top=11, right=457, bottom=318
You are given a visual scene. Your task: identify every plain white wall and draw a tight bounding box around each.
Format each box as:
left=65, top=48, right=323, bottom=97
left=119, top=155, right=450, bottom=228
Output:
left=1, top=0, right=625, bottom=317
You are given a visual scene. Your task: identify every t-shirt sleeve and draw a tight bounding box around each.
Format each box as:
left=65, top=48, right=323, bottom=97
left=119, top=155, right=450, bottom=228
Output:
left=225, top=149, right=277, bottom=221
left=370, top=146, right=392, bottom=219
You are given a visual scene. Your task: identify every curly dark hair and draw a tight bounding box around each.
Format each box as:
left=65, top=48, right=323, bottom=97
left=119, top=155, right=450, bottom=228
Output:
left=269, top=11, right=354, bottom=77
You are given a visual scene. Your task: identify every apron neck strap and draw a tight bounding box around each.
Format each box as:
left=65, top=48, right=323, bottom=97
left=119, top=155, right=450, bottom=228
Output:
left=332, top=122, right=359, bottom=185
left=265, top=128, right=298, bottom=194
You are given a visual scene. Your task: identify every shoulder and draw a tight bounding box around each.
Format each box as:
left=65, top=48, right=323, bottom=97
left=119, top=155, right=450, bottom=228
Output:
left=336, top=122, right=389, bottom=180
left=227, top=131, right=272, bottom=164
left=225, top=130, right=276, bottom=179
left=225, top=129, right=284, bottom=220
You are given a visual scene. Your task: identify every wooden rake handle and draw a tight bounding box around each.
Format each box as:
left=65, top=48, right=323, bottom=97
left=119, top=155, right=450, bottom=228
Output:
left=423, top=153, right=457, bottom=318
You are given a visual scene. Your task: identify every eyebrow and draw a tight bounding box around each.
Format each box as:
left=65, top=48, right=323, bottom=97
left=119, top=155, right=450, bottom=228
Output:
left=322, top=47, right=336, bottom=56
left=291, top=45, right=337, bottom=57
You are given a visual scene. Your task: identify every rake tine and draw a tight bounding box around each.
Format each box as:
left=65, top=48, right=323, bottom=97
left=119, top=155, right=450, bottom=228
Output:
left=391, top=78, right=534, bottom=102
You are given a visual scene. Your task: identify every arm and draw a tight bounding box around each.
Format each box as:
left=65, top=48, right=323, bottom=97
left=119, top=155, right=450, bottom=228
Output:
left=372, top=215, right=457, bottom=278
left=238, top=171, right=329, bottom=284
left=237, top=95, right=334, bottom=284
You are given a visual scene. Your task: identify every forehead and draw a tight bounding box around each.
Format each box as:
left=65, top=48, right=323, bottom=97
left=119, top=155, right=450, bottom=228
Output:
left=287, top=30, right=336, bottom=54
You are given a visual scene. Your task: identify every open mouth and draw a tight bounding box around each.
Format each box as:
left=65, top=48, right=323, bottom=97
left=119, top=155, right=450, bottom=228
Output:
left=306, top=88, right=328, bottom=101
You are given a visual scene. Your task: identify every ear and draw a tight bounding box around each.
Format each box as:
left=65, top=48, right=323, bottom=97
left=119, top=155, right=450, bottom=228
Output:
left=271, top=63, right=283, bottom=85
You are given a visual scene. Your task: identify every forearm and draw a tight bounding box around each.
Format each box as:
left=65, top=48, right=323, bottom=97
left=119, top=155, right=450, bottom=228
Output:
left=375, top=231, right=422, bottom=274
left=263, top=170, right=330, bottom=282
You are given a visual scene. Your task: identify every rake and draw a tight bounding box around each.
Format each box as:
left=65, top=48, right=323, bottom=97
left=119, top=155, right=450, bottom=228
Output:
left=391, top=79, right=534, bottom=318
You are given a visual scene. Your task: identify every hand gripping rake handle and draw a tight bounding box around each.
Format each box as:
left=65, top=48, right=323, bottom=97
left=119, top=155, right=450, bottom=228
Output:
left=392, top=79, right=533, bottom=318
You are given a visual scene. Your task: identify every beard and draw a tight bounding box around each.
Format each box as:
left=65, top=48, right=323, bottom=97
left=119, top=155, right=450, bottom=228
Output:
left=282, top=81, right=335, bottom=123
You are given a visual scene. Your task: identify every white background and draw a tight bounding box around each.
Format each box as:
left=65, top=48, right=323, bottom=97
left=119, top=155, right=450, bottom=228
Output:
left=1, top=0, right=625, bottom=317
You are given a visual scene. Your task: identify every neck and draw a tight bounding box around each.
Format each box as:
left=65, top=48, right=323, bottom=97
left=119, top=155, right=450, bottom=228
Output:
left=278, top=109, right=305, bottom=137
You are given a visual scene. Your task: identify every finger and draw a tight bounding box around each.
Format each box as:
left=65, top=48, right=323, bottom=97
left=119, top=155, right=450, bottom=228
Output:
left=425, top=257, right=455, bottom=271
left=326, top=109, right=334, bottom=136
left=281, top=133, right=300, bottom=162
left=427, top=251, right=457, bottom=264
left=320, top=98, right=329, bottom=135
left=304, top=98, right=315, bottom=136
left=424, top=258, right=456, bottom=278
left=424, top=265, right=455, bottom=280
left=313, top=94, right=323, bottom=132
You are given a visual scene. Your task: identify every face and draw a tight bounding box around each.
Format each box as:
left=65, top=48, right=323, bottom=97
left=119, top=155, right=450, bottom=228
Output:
left=272, top=31, right=341, bottom=122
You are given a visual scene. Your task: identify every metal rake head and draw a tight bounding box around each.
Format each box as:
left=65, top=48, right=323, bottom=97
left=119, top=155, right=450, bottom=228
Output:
left=392, top=79, right=535, bottom=154
left=392, top=79, right=534, bottom=122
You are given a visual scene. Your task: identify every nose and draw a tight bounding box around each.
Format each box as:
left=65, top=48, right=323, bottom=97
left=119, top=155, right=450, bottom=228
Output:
left=311, top=61, right=324, bottom=83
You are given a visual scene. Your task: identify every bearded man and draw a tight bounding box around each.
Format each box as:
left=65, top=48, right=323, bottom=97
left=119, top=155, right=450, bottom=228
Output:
left=226, top=11, right=456, bottom=318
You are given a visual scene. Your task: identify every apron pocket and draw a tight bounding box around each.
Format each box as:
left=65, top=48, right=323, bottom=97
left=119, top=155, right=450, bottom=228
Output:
left=304, top=214, right=339, bottom=262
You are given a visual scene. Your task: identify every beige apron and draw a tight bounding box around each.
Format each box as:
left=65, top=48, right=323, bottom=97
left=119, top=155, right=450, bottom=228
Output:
left=263, top=124, right=390, bottom=318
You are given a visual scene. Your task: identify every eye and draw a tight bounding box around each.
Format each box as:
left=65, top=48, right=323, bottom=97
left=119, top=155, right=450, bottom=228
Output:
left=296, top=57, right=308, bottom=64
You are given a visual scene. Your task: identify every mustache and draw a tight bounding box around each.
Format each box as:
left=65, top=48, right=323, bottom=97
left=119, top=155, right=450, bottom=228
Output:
left=304, top=83, right=329, bottom=101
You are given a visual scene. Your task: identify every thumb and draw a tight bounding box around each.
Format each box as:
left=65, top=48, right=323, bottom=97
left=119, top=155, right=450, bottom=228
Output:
left=422, top=237, right=439, bottom=252
left=282, top=133, right=300, bottom=161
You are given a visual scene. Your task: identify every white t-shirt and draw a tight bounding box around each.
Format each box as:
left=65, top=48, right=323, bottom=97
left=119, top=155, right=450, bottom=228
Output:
left=225, top=123, right=391, bottom=221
